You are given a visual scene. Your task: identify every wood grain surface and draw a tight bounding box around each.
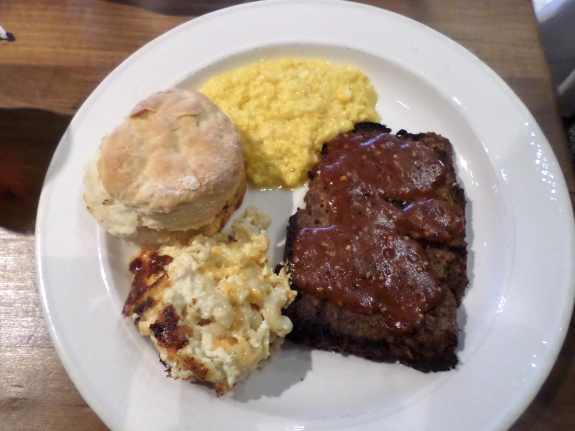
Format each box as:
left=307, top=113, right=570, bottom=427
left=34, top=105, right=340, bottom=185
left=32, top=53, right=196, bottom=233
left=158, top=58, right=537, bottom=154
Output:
left=1, top=0, right=574, bottom=430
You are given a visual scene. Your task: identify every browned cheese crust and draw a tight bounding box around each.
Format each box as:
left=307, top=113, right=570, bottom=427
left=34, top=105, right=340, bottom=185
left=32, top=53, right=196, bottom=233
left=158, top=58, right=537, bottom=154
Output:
left=122, top=251, right=215, bottom=390
left=283, top=122, right=468, bottom=372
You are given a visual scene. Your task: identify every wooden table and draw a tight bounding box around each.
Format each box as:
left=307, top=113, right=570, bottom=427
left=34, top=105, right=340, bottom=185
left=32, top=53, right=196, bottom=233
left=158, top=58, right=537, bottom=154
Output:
left=1, top=1, right=574, bottom=429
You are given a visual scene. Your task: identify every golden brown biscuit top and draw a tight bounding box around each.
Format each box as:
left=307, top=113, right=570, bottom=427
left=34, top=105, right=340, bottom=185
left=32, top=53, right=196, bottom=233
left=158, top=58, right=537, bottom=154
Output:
left=98, top=89, right=243, bottom=213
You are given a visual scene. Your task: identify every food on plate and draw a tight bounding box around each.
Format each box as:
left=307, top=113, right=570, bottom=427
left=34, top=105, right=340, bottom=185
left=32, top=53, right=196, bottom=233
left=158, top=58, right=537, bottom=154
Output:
left=83, top=88, right=246, bottom=246
left=200, top=58, right=380, bottom=188
left=123, top=207, right=296, bottom=395
left=85, top=56, right=465, bottom=395
left=284, top=122, right=468, bottom=372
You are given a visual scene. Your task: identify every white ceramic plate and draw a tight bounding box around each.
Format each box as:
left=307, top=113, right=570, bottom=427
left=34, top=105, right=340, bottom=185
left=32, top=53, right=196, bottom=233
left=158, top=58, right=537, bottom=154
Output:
left=36, top=1, right=575, bottom=430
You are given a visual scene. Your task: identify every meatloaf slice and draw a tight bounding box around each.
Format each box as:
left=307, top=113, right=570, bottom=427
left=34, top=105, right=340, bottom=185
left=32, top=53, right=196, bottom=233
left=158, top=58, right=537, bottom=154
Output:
left=283, top=122, right=468, bottom=372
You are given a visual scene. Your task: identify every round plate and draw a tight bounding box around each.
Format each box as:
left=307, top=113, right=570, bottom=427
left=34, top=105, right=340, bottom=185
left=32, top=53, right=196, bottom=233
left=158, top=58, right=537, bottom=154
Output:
left=36, top=1, right=575, bottom=430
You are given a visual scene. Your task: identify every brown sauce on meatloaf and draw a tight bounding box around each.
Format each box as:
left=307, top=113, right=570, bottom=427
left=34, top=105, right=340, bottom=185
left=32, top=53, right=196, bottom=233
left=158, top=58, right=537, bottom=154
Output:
left=290, top=132, right=464, bottom=332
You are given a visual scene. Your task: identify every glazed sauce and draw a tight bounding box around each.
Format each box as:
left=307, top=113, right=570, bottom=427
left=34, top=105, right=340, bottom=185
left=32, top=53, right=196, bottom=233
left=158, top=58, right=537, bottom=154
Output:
left=291, top=133, right=464, bottom=332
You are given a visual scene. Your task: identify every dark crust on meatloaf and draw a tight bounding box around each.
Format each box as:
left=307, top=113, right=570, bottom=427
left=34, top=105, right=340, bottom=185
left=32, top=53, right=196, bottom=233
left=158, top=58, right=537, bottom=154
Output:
left=283, top=122, right=468, bottom=372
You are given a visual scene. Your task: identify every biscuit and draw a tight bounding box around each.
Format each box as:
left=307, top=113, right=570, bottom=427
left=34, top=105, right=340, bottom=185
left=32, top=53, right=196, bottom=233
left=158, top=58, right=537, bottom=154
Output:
left=84, top=88, right=246, bottom=246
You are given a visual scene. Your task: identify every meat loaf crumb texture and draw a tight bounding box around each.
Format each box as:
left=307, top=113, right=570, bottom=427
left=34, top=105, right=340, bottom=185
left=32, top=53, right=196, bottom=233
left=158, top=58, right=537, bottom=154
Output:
left=283, top=122, right=468, bottom=372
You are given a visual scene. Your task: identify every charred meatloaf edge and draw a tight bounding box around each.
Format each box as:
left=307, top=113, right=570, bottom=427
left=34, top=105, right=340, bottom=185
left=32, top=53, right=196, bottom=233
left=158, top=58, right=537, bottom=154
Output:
left=283, top=122, right=468, bottom=372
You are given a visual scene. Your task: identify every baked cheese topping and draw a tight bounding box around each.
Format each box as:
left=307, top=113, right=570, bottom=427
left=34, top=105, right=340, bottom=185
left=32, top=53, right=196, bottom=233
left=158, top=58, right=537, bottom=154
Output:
left=126, top=207, right=295, bottom=394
